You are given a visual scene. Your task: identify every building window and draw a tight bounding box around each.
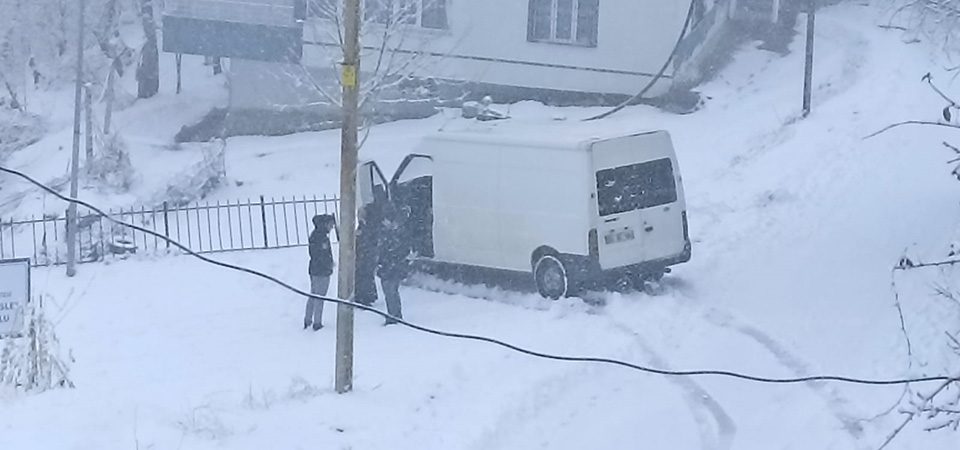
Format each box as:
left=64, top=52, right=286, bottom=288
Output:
left=528, top=0, right=599, bottom=47
left=310, top=0, right=447, bottom=29
left=307, top=0, right=337, bottom=20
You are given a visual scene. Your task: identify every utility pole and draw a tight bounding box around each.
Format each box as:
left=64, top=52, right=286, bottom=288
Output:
left=176, top=54, right=183, bottom=94
left=67, top=0, right=86, bottom=278
left=335, top=0, right=361, bottom=394
left=802, top=0, right=815, bottom=118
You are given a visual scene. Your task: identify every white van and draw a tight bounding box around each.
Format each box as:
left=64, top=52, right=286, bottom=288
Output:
left=358, top=127, right=691, bottom=299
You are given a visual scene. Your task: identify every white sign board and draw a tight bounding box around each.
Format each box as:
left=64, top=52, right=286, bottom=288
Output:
left=0, top=259, right=30, bottom=337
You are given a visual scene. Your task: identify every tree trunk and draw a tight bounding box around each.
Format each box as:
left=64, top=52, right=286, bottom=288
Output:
left=104, top=58, right=118, bottom=135
left=85, top=85, right=94, bottom=165
left=137, top=0, right=159, bottom=99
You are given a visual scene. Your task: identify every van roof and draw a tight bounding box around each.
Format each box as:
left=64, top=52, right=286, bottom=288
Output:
left=427, top=120, right=667, bottom=151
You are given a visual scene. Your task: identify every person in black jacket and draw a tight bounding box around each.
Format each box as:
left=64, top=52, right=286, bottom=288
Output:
left=355, top=203, right=381, bottom=307
left=305, top=214, right=336, bottom=331
left=377, top=207, right=411, bottom=325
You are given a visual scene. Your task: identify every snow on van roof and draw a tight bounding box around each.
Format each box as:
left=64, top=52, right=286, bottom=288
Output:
left=428, top=117, right=665, bottom=150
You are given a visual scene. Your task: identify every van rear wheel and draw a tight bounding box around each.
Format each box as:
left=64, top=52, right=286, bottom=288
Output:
left=534, top=255, right=568, bottom=300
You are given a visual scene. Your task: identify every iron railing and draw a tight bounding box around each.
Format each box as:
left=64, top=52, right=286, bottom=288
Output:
left=0, top=195, right=340, bottom=267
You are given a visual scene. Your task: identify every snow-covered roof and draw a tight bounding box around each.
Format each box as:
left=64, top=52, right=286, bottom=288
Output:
left=165, top=0, right=295, bottom=28
left=429, top=118, right=664, bottom=151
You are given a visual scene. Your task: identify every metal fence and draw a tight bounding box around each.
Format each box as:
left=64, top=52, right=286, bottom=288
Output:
left=0, top=195, right=340, bottom=267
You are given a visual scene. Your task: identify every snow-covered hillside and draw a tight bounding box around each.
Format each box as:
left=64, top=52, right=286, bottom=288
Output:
left=1, top=2, right=959, bottom=450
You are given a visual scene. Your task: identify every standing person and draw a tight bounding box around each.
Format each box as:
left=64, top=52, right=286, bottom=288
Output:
left=355, top=203, right=381, bottom=307
left=305, top=214, right=336, bottom=331
left=376, top=207, right=411, bottom=325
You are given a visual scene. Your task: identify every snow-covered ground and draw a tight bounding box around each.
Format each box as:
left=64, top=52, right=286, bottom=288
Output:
left=2, top=2, right=960, bottom=449
left=0, top=53, right=228, bottom=216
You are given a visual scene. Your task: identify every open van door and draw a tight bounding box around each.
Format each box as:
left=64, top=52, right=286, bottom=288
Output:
left=390, top=154, right=434, bottom=258
left=358, top=160, right=389, bottom=207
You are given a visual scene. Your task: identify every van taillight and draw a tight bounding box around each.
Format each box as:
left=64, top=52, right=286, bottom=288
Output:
left=588, top=229, right=599, bottom=258
left=682, top=211, right=689, bottom=240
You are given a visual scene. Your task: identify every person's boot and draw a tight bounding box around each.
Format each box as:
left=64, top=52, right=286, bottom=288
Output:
left=384, top=315, right=401, bottom=326
left=304, top=320, right=312, bottom=330
left=312, top=322, right=324, bottom=331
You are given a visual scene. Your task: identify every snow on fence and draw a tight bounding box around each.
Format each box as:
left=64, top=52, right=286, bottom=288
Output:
left=0, top=195, right=340, bottom=267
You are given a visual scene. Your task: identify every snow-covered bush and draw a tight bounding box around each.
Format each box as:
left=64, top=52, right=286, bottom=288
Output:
left=0, top=110, right=44, bottom=157
left=87, top=130, right=136, bottom=193
left=0, top=298, right=74, bottom=393
left=160, top=141, right=227, bottom=206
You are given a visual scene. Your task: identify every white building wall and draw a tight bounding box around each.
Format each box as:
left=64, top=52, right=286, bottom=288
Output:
left=227, top=1, right=726, bottom=128
left=301, top=0, right=691, bottom=96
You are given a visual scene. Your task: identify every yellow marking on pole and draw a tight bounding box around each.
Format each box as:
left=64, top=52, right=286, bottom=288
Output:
left=342, top=65, right=358, bottom=88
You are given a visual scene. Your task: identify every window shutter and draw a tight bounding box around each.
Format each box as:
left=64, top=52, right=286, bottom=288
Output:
left=576, top=0, right=599, bottom=47
left=365, top=0, right=392, bottom=25
left=318, top=0, right=340, bottom=20
left=422, top=0, right=448, bottom=29
left=294, top=0, right=307, bottom=20
left=528, top=0, right=551, bottom=42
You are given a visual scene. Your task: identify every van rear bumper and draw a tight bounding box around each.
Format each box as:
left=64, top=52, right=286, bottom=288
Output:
left=565, top=241, right=692, bottom=285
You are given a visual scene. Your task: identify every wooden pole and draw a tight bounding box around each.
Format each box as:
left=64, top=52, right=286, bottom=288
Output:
left=802, top=0, right=815, bottom=118
left=67, top=0, right=85, bottom=277
left=335, top=0, right=361, bottom=395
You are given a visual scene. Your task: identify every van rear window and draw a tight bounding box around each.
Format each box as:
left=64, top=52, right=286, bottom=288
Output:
left=596, top=158, right=677, bottom=216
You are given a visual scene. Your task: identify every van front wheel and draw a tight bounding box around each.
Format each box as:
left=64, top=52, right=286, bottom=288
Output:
left=534, top=255, right=568, bottom=300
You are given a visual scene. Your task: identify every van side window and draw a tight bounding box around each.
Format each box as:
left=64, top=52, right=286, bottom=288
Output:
left=596, top=158, right=677, bottom=216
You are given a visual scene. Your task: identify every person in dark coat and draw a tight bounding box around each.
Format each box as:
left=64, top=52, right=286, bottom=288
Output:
left=305, top=214, right=336, bottom=331
left=377, top=207, right=411, bottom=325
left=355, top=203, right=381, bottom=306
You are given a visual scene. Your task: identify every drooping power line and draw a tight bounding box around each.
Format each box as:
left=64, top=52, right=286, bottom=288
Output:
left=1, top=164, right=957, bottom=387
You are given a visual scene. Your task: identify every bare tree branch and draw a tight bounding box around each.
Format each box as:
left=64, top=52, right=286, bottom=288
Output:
left=864, top=120, right=960, bottom=139
left=895, top=257, right=960, bottom=270
left=879, top=376, right=960, bottom=450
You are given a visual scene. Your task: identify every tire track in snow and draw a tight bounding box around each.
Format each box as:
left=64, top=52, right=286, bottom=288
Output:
left=466, top=330, right=731, bottom=450
left=414, top=275, right=855, bottom=448
left=465, top=363, right=603, bottom=450
left=696, top=305, right=868, bottom=447
left=608, top=319, right=737, bottom=450
left=607, top=292, right=867, bottom=450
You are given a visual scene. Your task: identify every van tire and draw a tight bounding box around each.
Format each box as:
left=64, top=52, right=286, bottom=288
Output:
left=534, top=255, right=568, bottom=300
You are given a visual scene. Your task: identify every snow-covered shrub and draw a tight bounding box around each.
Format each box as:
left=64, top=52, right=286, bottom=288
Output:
left=0, top=298, right=74, bottom=393
left=177, top=405, right=232, bottom=440
left=87, top=130, right=135, bottom=193
left=0, top=110, right=44, bottom=157
left=160, top=141, right=227, bottom=206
